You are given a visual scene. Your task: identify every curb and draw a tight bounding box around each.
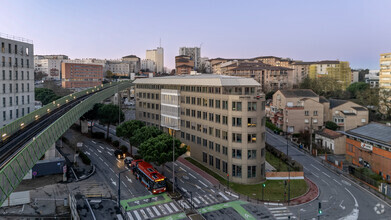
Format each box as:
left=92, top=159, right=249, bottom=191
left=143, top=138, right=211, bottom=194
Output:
left=76, top=165, right=96, bottom=182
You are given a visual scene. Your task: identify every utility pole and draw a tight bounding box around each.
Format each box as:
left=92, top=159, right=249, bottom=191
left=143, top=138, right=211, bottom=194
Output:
left=286, top=124, right=290, bottom=205
left=310, top=117, right=313, bottom=155
left=172, top=129, right=175, bottom=193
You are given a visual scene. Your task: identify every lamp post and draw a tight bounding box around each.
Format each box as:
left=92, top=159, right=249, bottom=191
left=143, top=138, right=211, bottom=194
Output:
left=118, top=170, right=128, bottom=208
left=227, top=174, right=230, bottom=191
left=172, top=129, right=175, bottom=194
left=286, top=124, right=291, bottom=205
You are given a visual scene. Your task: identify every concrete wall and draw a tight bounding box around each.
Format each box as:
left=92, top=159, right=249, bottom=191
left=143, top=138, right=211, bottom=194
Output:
left=1, top=191, right=30, bottom=207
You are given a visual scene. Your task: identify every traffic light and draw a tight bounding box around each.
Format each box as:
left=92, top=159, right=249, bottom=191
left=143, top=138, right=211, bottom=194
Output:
left=318, top=202, right=322, bottom=215
left=262, top=183, right=266, bottom=188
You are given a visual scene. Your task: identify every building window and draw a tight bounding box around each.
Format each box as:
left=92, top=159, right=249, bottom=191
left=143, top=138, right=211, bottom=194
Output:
left=222, top=161, right=228, bottom=173
left=222, top=116, right=228, bottom=125
left=222, top=100, right=228, bottom=109
left=191, top=110, right=196, bottom=117
left=248, top=118, right=257, bottom=127
left=248, top=102, right=257, bottom=111
left=216, top=158, right=221, bottom=170
left=2, top=111, right=5, bottom=121
left=209, top=141, right=214, bottom=150
left=232, top=149, right=242, bottom=159
left=248, top=166, right=256, bottom=178
left=232, top=117, right=242, bottom=127
left=248, top=150, right=256, bottom=159
left=313, top=118, right=318, bottom=124
left=305, top=111, right=309, bottom=116
left=222, top=146, right=228, bottom=155
left=361, top=119, right=366, bottom=123
left=197, top=136, right=201, bottom=144
left=232, top=165, right=242, bottom=177
left=215, top=100, right=221, bottom=108
left=215, top=144, right=220, bottom=153
left=197, top=111, right=201, bottom=118
left=304, top=119, right=309, bottom=124
left=248, top=134, right=257, bottom=143
left=203, top=152, right=207, bottom=163
left=203, top=98, right=208, bottom=106
left=209, top=99, right=214, bottom=108
left=209, top=113, right=214, bottom=122
left=232, top=102, right=242, bottom=111
left=216, top=114, right=221, bottom=123
left=181, top=132, right=185, bottom=138
left=197, top=98, right=201, bottom=105
left=222, top=131, right=228, bottom=140
left=203, top=139, right=207, bottom=147
left=313, top=111, right=318, bottom=116
left=203, top=112, right=207, bottom=120
left=232, top=133, right=242, bottom=143
left=203, top=125, right=207, bottom=134
left=209, top=155, right=214, bottom=166
left=215, top=129, right=221, bottom=138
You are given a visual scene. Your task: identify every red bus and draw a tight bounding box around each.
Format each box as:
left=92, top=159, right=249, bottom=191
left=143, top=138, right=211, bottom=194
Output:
left=130, top=159, right=166, bottom=194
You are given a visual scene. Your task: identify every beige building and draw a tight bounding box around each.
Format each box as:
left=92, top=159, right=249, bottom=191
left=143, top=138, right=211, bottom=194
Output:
left=146, top=47, right=164, bottom=73
left=134, top=74, right=266, bottom=184
left=328, top=99, right=368, bottom=131
left=380, top=53, right=391, bottom=89
left=270, top=90, right=324, bottom=133
left=270, top=89, right=368, bottom=134
left=315, top=128, right=346, bottom=155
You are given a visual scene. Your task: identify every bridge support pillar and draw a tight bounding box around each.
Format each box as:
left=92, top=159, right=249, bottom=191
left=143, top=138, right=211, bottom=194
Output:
left=81, top=120, right=88, bottom=134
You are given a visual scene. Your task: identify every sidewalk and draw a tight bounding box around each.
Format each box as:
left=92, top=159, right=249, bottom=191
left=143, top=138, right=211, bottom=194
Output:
left=177, top=157, right=219, bottom=186
left=289, top=177, right=319, bottom=205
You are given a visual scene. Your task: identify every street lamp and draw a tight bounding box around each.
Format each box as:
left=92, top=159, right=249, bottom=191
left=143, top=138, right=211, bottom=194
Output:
left=286, top=124, right=291, bottom=205
left=227, top=174, right=230, bottom=191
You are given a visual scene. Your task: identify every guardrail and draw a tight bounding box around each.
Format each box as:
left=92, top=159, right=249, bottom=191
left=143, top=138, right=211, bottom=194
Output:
left=0, top=81, right=133, bottom=206
left=0, top=82, right=122, bottom=142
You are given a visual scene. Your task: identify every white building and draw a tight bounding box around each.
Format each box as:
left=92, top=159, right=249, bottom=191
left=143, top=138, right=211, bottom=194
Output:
left=141, top=59, right=156, bottom=72
left=146, top=47, right=164, bottom=73
left=106, top=60, right=130, bottom=77
left=200, top=57, right=211, bottom=73
left=179, top=47, right=201, bottom=70
left=34, top=55, right=67, bottom=80
left=1, top=34, right=35, bottom=128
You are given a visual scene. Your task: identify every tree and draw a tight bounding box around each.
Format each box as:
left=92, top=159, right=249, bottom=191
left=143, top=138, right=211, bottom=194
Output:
left=116, top=120, right=145, bottom=155
left=35, top=88, right=62, bottom=105
left=98, top=104, right=125, bottom=140
left=138, top=133, right=187, bottom=173
left=34, top=71, right=47, bottom=81
left=299, top=77, right=343, bottom=98
left=81, top=103, right=104, bottom=133
left=325, top=121, right=338, bottom=131
left=106, top=70, right=114, bottom=81
left=43, top=80, right=72, bottom=96
left=347, top=82, right=369, bottom=98
left=379, top=89, right=391, bottom=119
left=265, top=91, right=275, bottom=100
left=129, top=126, right=163, bottom=147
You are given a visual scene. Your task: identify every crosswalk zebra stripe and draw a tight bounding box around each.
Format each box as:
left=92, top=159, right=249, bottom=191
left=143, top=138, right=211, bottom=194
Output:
left=188, top=199, right=198, bottom=208
left=269, top=207, right=287, bottom=210
left=126, top=212, right=134, bottom=220
left=193, top=197, right=201, bottom=204
left=198, top=196, right=209, bottom=205
left=152, top=206, right=161, bottom=216
left=133, top=210, right=142, bottom=220
left=180, top=200, right=190, bottom=209
left=170, top=202, right=179, bottom=212
left=139, top=209, right=148, bottom=219
left=204, top=194, right=216, bottom=203
left=164, top=203, right=173, bottom=213
left=158, top=204, right=168, bottom=215
left=146, top=207, right=154, bottom=218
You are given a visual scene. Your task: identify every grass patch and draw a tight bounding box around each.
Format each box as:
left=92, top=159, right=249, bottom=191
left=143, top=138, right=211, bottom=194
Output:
left=185, top=157, right=308, bottom=202
left=265, top=150, right=291, bottom=172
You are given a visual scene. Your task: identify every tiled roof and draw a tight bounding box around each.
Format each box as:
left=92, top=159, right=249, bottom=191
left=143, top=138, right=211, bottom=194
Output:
left=329, top=99, right=348, bottom=108
left=319, top=96, right=329, bottom=103
left=316, top=128, right=344, bottom=139
left=279, top=89, right=318, bottom=98
left=351, top=106, right=367, bottom=111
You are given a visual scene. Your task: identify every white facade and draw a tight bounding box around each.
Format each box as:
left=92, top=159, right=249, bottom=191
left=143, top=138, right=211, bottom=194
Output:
left=1, top=35, right=35, bottom=128
left=106, top=60, right=130, bottom=77
left=179, top=47, right=201, bottom=70
left=34, top=56, right=62, bottom=80
left=146, top=47, right=164, bottom=73
left=141, top=59, right=156, bottom=72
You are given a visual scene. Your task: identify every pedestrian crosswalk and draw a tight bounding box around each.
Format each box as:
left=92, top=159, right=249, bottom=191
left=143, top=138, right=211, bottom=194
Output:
left=267, top=206, right=296, bottom=220
left=186, top=194, right=221, bottom=208
left=126, top=202, right=181, bottom=220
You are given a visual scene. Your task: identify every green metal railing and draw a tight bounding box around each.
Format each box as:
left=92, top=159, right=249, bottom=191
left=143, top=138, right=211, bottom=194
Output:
left=0, top=81, right=132, bottom=206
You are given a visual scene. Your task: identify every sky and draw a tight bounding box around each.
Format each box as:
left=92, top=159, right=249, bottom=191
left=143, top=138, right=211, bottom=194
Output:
left=1, top=0, right=390, bottom=70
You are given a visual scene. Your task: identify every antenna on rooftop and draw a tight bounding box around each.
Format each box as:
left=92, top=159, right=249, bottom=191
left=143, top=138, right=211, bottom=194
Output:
left=159, top=38, right=162, bottom=47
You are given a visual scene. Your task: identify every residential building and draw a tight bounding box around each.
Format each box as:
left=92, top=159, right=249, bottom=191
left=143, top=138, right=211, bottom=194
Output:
left=179, top=47, right=201, bottom=70
left=344, top=123, right=391, bottom=182
left=290, top=61, right=312, bottom=85
left=34, top=55, right=68, bottom=80
left=309, top=60, right=352, bottom=90
left=134, top=74, right=266, bottom=184
left=146, top=47, right=164, bottom=73
left=380, top=53, right=391, bottom=89
left=352, top=71, right=359, bottom=83
left=106, top=60, right=130, bottom=77
left=365, top=71, right=379, bottom=88
left=328, top=99, right=368, bottom=131
left=1, top=34, right=35, bottom=127
left=270, top=89, right=324, bottom=133
left=61, top=63, right=103, bottom=89
left=269, top=89, right=368, bottom=133
left=175, top=55, right=194, bottom=75
left=199, top=57, right=211, bottom=73
left=141, top=59, right=156, bottom=72
left=315, top=128, right=346, bottom=155
left=122, top=55, right=140, bottom=73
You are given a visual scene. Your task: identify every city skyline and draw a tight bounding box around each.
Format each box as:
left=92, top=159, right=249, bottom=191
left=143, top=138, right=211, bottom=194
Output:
left=1, top=0, right=390, bottom=70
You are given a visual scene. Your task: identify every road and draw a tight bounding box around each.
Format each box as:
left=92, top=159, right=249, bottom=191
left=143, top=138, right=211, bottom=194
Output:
left=266, top=130, right=391, bottom=220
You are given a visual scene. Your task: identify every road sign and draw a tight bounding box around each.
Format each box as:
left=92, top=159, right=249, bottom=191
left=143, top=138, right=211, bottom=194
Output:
left=32, top=171, right=37, bottom=176
left=63, top=165, right=67, bottom=173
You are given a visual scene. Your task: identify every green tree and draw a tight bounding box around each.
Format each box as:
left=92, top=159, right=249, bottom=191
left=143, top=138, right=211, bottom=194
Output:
left=138, top=134, right=187, bottom=173
left=379, top=89, right=391, bottom=119
left=325, top=121, right=338, bottom=131
left=81, top=103, right=104, bottom=133
left=106, top=70, right=114, bottom=81
left=116, top=120, right=145, bottom=155
left=35, top=88, right=62, bottom=105
left=299, top=77, right=343, bottom=98
left=130, top=126, right=163, bottom=147
left=347, top=82, right=369, bottom=98
left=98, top=104, right=124, bottom=140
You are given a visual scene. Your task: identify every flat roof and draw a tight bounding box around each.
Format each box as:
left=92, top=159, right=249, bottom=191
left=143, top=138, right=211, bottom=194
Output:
left=134, top=74, right=261, bottom=87
left=347, top=123, right=391, bottom=144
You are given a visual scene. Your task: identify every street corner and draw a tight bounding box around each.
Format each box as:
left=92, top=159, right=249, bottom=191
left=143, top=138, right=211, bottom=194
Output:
left=289, top=177, right=319, bottom=206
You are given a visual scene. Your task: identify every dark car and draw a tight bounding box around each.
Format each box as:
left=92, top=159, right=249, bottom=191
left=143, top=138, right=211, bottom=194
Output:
left=114, top=150, right=126, bottom=159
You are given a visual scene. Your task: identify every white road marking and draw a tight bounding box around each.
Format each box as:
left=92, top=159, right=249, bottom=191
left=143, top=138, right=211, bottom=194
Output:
left=116, top=159, right=121, bottom=163
left=99, top=145, right=104, bottom=150
left=94, top=152, right=98, bottom=156
left=170, top=202, right=179, bottom=212
left=126, top=176, right=133, bottom=183
left=146, top=207, right=154, bottom=218
left=219, top=192, right=229, bottom=200
left=85, top=151, right=91, bottom=155
left=312, top=173, right=319, bottom=178
left=179, top=167, right=187, bottom=172
left=126, top=212, right=135, bottom=220
left=322, top=172, right=331, bottom=178
left=198, top=195, right=209, bottom=204
left=97, top=149, right=102, bottom=153
left=339, top=200, right=345, bottom=210
left=132, top=210, right=141, bottom=220
left=110, top=168, right=115, bottom=173
left=139, top=209, right=148, bottom=219
left=188, top=173, right=197, bottom=179
left=269, top=207, right=287, bottom=210
left=158, top=204, right=168, bottom=215
left=311, top=164, right=320, bottom=171
left=181, top=187, right=188, bottom=193
left=99, top=157, right=103, bottom=161
left=122, top=181, right=127, bottom=187
left=104, top=162, right=109, bottom=167
left=342, top=180, right=351, bottom=186
left=321, top=179, right=329, bottom=186
left=193, top=197, right=201, bottom=204
left=274, top=213, right=293, bottom=217
left=110, top=178, right=117, bottom=186
left=107, top=151, right=112, bottom=156
left=210, top=189, right=215, bottom=193
left=339, top=188, right=359, bottom=220
left=152, top=206, right=161, bottom=216
left=198, top=180, right=208, bottom=187
left=92, top=141, right=96, bottom=144
left=333, top=179, right=342, bottom=186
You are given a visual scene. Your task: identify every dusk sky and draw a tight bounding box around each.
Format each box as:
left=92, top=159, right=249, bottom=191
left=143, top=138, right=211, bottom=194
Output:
left=1, top=0, right=390, bottom=70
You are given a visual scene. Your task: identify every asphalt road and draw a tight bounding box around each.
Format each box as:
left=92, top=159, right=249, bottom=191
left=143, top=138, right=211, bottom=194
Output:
left=266, top=130, right=391, bottom=220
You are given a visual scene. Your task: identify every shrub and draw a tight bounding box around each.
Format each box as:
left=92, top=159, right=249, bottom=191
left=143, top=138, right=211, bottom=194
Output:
left=92, top=132, right=105, bottom=139
left=133, top=154, right=142, bottom=160
left=266, top=121, right=283, bottom=134
left=120, top=145, right=128, bottom=153
left=112, top=140, right=120, bottom=148
left=79, top=152, right=91, bottom=165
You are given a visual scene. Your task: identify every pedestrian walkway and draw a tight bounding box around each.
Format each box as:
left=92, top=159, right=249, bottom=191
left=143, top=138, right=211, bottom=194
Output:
left=126, top=201, right=182, bottom=220
left=267, top=206, right=296, bottom=220
left=186, top=193, right=222, bottom=208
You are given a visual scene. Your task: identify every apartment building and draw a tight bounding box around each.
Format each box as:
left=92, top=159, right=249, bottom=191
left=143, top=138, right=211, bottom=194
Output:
left=380, top=53, right=391, bottom=89
left=122, top=55, right=140, bottom=73
left=146, top=47, right=164, bottom=73
left=344, top=123, right=391, bottom=182
left=1, top=34, right=35, bottom=128
left=179, top=47, right=201, bottom=70
left=140, top=59, right=156, bottom=72
left=175, top=55, right=194, bottom=75
left=270, top=90, right=325, bottom=133
left=269, top=89, right=368, bottom=133
left=34, top=55, right=68, bottom=80
left=106, top=60, right=130, bottom=77
left=309, top=60, right=352, bottom=90
left=134, top=74, right=266, bottom=184
left=61, top=63, right=103, bottom=89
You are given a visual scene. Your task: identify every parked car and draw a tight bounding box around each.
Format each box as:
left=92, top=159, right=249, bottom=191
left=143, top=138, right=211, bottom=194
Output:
left=114, top=150, right=126, bottom=159
left=124, top=157, right=133, bottom=165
